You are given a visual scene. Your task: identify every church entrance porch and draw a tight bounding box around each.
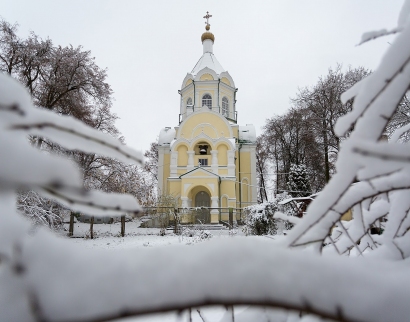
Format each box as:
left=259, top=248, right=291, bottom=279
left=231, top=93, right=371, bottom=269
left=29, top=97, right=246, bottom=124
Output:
left=194, top=191, right=211, bottom=224
left=195, top=190, right=210, bottom=207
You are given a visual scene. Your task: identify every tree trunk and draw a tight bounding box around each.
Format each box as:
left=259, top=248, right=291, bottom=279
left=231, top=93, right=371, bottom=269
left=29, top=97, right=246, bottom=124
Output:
left=90, top=216, right=94, bottom=239
left=36, top=137, right=43, bottom=149
left=121, top=215, right=125, bottom=237
left=173, top=208, right=179, bottom=235
left=323, top=120, right=330, bottom=183
left=68, top=212, right=74, bottom=237
left=274, top=142, right=279, bottom=197
left=229, top=207, right=233, bottom=230
left=256, top=155, right=268, bottom=202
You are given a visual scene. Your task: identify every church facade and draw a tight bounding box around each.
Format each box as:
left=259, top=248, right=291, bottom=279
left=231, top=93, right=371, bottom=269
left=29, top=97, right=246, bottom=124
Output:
left=157, top=13, right=257, bottom=223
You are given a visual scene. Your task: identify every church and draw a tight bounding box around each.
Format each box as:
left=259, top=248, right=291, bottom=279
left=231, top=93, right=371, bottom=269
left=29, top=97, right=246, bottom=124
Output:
left=157, top=12, right=257, bottom=223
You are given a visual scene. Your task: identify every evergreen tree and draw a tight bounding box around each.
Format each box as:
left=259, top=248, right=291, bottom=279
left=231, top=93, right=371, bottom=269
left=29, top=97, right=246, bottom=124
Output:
left=287, top=163, right=311, bottom=197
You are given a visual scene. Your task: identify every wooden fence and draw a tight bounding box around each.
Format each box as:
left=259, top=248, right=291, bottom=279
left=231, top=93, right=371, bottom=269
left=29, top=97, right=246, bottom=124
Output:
left=68, top=207, right=247, bottom=239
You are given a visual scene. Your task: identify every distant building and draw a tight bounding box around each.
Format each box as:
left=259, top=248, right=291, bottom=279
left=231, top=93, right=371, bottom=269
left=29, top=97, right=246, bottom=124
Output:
left=157, top=13, right=257, bottom=223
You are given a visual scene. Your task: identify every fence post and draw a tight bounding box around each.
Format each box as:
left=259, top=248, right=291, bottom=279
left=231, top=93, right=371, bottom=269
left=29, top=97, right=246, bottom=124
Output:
left=121, top=215, right=125, bottom=237
left=69, top=212, right=75, bottom=237
left=229, top=207, right=233, bottom=230
left=90, top=216, right=94, bottom=239
left=174, top=208, right=178, bottom=234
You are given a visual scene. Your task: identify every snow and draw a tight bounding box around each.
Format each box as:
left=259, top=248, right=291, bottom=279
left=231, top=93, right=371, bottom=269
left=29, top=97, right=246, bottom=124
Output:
left=391, top=122, right=410, bottom=141
left=0, top=73, right=142, bottom=216
left=287, top=0, right=410, bottom=255
left=238, top=124, right=256, bottom=143
left=12, top=106, right=144, bottom=166
left=39, top=187, right=142, bottom=217
left=4, top=2, right=410, bottom=321
left=191, top=53, right=225, bottom=76
left=274, top=212, right=300, bottom=225
left=66, top=221, right=261, bottom=247
left=23, top=222, right=294, bottom=322
left=359, top=28, right=401, bottom=45
left=158, top=127, right=176, bottom=146
left=398, top=0, right=410, bottom=28
left=358, top=0, right=409, bottom=45
left=9, top=226, right=409, bottom=322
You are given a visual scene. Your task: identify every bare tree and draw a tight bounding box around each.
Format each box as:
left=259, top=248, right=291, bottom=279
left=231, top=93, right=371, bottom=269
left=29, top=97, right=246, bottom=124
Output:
left=386, top=94, right=410, bottom=141
left=0, top=20, right=22, bottom=74
left=260, top=66, right=369, bottom=197
left=17, top=190, right=65, bottom=230
left=293, top=65, right=370, bottom=182
left=262, top=107, right=322, bottom=193
left=255, top=135, right=269, bottom=202
left=0, top=19, right=154, bottom=227
left=144, top=141, right=159, bottom=183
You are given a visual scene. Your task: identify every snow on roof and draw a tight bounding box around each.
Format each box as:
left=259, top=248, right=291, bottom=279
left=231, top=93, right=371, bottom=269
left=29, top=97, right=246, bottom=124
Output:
left=278, top=198, right=294, bottom=205
left=158, top=127, right=176, bottom=146
left=278, top=194, right=318, bottom=205
left=238, top=125, right=256, bottom=144
left=191, top=53, right=225, bottom=76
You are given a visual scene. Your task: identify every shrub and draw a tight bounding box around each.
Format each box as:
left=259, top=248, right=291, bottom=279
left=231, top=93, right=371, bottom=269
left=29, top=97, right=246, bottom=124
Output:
left=243, top=202, right=278, bottom=235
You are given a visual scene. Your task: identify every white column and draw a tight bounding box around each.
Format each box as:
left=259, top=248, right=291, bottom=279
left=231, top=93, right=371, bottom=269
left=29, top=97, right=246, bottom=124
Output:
left=210, top=196, right=219, bottom=215
left=187, top=151, right=195, bottom=171
left=195, top=90, right=199, bottom=109
left=250, top=145, right=257, bottom=203
left=211, top=150, right=218, bottom=174
left=228, top=150, right=235, bottom=176
left=181, top=197, right=189, bottom=209
left=170, top=151, right=178, bottom=177
left=157, top=146, right=165, bottom=194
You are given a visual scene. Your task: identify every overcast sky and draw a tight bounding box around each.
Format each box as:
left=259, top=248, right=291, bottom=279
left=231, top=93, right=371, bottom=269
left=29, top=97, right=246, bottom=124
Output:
left=0, top=1, right=404, bottom=153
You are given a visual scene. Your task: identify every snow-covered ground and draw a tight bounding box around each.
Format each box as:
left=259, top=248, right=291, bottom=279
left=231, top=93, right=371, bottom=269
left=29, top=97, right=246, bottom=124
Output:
left=64, top=221, right=286, bottom=322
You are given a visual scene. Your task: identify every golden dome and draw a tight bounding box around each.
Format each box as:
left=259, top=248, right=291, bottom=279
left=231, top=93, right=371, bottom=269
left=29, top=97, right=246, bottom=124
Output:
left=201, top=31, right=215, bottom=43
left=201, top=14, right=214, bottom=43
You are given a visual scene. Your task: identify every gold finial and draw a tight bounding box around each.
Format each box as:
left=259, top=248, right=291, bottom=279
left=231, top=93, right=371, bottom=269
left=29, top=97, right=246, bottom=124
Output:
left=201, top=11, right=215, bottom=43
left=203, top=11, right=212, bottom=30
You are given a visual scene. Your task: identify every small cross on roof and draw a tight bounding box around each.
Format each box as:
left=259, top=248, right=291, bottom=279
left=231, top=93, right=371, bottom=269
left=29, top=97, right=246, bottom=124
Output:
left=203, top=11, right=212, bottom=25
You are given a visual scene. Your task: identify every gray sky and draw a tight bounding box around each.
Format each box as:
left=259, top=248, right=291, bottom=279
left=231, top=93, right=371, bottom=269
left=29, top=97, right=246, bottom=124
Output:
left=0, top=0, right=404, bottom=154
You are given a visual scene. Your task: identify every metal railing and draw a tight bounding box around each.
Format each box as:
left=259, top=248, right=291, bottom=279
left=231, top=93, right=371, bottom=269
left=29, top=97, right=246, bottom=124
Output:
left=141, top=206, right=245, bottom=224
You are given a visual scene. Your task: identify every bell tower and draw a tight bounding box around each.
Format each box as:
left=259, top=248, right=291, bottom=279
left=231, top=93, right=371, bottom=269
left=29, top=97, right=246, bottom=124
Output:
left=179, top=12, right=237, bottom=124
left=157, top=12, right=257, bottom=224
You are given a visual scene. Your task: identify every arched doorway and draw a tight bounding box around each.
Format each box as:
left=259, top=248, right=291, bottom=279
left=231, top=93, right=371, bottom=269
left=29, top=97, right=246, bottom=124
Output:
left=195, top=191, right=211, bottom=224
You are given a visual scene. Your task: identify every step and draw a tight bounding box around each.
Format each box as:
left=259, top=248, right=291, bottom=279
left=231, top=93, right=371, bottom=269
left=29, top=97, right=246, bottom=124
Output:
left=167, top=224, right=227, bottom=231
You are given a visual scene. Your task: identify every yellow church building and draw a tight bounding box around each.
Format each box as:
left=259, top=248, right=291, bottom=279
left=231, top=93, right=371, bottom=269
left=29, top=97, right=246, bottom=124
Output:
left=157, top=13, right=257, bottom=224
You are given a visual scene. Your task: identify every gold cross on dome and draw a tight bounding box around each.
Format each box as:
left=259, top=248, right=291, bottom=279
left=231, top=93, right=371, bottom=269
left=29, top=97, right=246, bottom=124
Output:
left=203, top=11, right=212, bottom=25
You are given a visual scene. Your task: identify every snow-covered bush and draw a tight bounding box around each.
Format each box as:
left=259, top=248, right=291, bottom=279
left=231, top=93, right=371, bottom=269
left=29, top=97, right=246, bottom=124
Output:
left=196, top=230, right=213, bottom=241
left=154, top=194, right=178, bottom=235
left=17, top=190, right=65, bottom=231
left=244, top=194, right=291, bottom=235
left=243, top=202, right=279, bottom=235
left=181, top=226, right=213, bottom=242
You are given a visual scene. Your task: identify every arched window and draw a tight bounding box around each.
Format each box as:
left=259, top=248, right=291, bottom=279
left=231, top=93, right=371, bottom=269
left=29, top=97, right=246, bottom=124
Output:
left=222, top=97, right=229, bottom=117
left=202, top=94, right=212, bottom=108
left=186, top=97, right=193, bottom=107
